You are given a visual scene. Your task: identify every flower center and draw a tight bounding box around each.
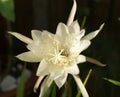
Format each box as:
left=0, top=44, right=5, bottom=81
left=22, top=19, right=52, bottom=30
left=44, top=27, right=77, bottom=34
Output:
left=48, top=45, right=69, bottom=66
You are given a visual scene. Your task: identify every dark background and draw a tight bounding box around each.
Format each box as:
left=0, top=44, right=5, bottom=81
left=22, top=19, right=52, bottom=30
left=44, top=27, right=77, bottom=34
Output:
left=0, top=0, right=120, bottom=97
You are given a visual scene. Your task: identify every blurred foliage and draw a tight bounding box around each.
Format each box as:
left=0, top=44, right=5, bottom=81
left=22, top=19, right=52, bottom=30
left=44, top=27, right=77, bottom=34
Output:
left=0, top=0, right=15, bottom=22
left=104, top=78, right=120, bottom=87
left=16, top=64, right=26, bottom=97
left=118, top=17, right=120, bottom=21
left=76, top=69, right=92, bottom=97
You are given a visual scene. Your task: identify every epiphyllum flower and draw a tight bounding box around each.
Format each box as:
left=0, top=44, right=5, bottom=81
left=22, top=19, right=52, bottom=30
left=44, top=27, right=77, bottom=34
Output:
left=9, top=0, right=105, bottom=97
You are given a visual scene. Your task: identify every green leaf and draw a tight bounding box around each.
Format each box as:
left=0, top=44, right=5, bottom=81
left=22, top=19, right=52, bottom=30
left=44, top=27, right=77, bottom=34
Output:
left=61, top=86, right=68, bottom=97
left=61, top=77, right=72, bottom=97
left=51, top=83, right=57, bottom=97
left=43, top=82, right=57, bottom=97
left=104, top=78, right=120, bottom=87
left=0, top=0, right=15, bottom=22
left=16, top=64, right=26, bottom=97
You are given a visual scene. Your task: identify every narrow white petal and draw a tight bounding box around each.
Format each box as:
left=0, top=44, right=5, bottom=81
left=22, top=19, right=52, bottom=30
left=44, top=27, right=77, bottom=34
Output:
left=34, top=76, right=44, bottom=93
left=27, top=43, right=46, bottom=59
left=79, top=40, right=91, bottom=53
left=79, top=29, right=85, bottom=39
left=31, top=30, right=42, bottom=41
left=73, top=75, right=89, bottom=97
left=36, top=59, right=50, bottom=76
left=69, top=40, right=90, bottom=57
left=16, top=51, right=41, bottom=62
left=67, top=0, right=77, bottom=26
left=55, top=72, right=68, bottom=88
left=8, top=32, right=33, bottom=44
left=32, top=30, right=54, bottom=42
left=76, top=55, right=86, bottom=64
left=55, top=23, right=69, bottom=45
left=68, top=20, right=80, bottom=34
left=50, top=67, right=64, bottom=80
left=86, top=56, right=106, bottom=67
left=56, top=23, right=69, bottom=36
left=82, top=23, right=104, bottom=40
left=39, top=76, right=53, bottom=97
left=69, top=41, right=81, bottom=56
left=65, top=61, right=79, bottom=74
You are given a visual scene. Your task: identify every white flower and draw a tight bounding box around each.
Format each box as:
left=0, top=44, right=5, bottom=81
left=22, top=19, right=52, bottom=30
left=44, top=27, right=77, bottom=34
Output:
left=8, top=0, right=105, bottom=97
left=8, top=21, right=104, bottom=97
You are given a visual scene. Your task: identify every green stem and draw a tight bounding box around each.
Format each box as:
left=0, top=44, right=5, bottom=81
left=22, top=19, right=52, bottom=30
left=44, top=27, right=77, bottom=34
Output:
left=81, top=16, right=87, bottom=29
left=76, top=69, right=92, bottom=97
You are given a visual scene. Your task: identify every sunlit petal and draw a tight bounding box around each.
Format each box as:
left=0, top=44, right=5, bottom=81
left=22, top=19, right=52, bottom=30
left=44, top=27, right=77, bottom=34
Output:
left=56, top=23, right=69, bottom=37
left=73, top=75, right=89, bottom=97
left=31, top=30, right=42, bottom=41
left=67, top=0, right=77, bottom=26
left=33, top=76, right=44, bottom=93
left=76, top=55, right=86, bottom=64
left=64, top=61, right=79, bottom=74
left=79, top=40, right=91, bottom=53
left=16, top=51, right=41, bottom=62
left=82, top=23, right=104, bottom=40
left=39, top=76, right=53, bottom=97
left=50, top=67, right=64, bottom=80
left=55, top=72, right=68, bottom=88
left=68, top=20, right=80, bottom=34
left=27, top=44, right=46, bottom=59
left=86, top=56, right=106, bottom=67
left=36, top=59, right=50, bottom=76
left=8, top=32, right=33, bottom=44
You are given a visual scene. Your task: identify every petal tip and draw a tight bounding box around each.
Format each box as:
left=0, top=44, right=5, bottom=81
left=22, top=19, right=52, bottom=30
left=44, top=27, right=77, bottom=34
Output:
left=33, top=87, right=37, bottom=93
left=100, top=64, right=107, bottom=67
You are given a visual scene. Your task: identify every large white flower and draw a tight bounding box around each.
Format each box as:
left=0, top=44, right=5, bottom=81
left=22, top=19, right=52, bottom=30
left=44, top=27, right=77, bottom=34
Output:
left=9, top=0, right=105, bottom=97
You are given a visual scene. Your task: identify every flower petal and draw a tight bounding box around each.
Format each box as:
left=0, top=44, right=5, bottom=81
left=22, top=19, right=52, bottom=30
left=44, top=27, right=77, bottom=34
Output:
left=82, top=23, right=104, bottom=40
left=69, top=41, right=81, bottom=56
left=55, top=23, right=71, bottom=48
left=31, top=30, right=42, bottom=41
left=39, top=76, right=53, bottom=97
left=56, top=22, right=69, bottom=37
left=79, top=40, right=91, bottom=53
left=64, top=61, right=79, bottom=74
left=27, top=43, right=46, bottom=59
left=67, top=0, right=77, bottom=26
left=78, top=29, right=85, bottom=39
left=86, top=56, right=106, bottom=67
left=33, top=76, right=44, bottom=93
left=68, top=20, right=80, bottom=34
left=50, top=67, right=64, bottom=80
left=54, top=72, right=68, bottom=88
left=76, top=55, right=86, bottom=64
left=16, top=51, right=41, bottom=62
left=8, top=32, right=33, bottom=44
left=36, top=59, right=50, bottom=76
left=73, top=75, right=89, bottom=97
left=27, top=31, right=55, bottom=59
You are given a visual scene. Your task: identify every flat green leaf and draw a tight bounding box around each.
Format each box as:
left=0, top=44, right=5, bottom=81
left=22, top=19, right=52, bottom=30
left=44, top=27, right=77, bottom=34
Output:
left=0, top=0, right=15, bottom=22
left=104, top=78, right=120, bottom=87
left=16, top=64, right=26, bottom=97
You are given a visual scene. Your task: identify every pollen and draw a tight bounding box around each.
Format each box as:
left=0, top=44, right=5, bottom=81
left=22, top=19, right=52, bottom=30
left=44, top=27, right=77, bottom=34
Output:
left=48, top=46, right=69, bottom=66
